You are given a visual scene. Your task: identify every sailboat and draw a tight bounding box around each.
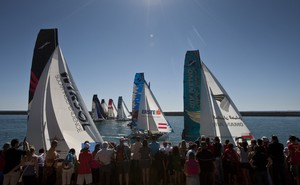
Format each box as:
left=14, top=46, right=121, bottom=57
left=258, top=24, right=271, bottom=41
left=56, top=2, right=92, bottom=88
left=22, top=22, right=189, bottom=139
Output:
left=183, top=50, right=254, bottom=145
left=91, top=94, right=106, bottom=122
left=107, top=99, right=117, bottom=119
left=26, top=29, right=103, bottom=157
left=101, top=99, right=108, bottom=117
left=130, top=73, right=173, bottom=140
left=117, top=96, right=132, bottom=121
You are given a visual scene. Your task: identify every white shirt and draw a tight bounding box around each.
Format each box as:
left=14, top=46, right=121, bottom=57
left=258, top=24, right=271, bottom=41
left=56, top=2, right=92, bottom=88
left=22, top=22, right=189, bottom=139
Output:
left=94, top=148, right=114, bottom=165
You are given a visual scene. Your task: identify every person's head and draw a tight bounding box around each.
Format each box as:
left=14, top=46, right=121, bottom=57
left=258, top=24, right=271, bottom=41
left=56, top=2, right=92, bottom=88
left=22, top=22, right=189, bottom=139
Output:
left=151, top=135, right=157, bottom=141
left=271, top=135, right=279, bottom=143
left=289, top=135, right=297, bottom=143
left=242, top=141, right=248, bottom=149
left=214, top=137, right=220, bottom=143
left=181, top=140, right=187, bottom=147
left=11, top=138, right=19, bottom=148
left=201, top=141, right=207, bottom=149
left=261, top=136, right=269, bottom=145
left=135, top=136, right=140, bottom=142
left=69, top=148, right=75, bottom=155
left=83, top=142, right=90, bottom=151
left=188, top=152, right=195, bottom=160
left=38, top=148, right=44, bottom=154
left=205, top=137, right=210, bottom=144
left=51, top=140, right=58, bottom=148
left=251, top=139, right=257, bottom=146
left=228, top=143, right=234, bottom=150
left=103, top=141, right=108, bottom=148
left=225, top=139, right=230, bottom=145
left=94, top=143, right=101, bottom=152
left=143, top=140, right=148, bottom=147
left=2, top=142, right=10, bottom=150
left=29, top=146, right=35, bottom=154
left=257, top=139, right=263, bottom=146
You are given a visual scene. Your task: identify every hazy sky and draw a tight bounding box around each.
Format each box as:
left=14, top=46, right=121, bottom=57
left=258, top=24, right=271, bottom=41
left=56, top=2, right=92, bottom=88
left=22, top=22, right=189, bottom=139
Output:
left=0, top=0, right=299, bottom=112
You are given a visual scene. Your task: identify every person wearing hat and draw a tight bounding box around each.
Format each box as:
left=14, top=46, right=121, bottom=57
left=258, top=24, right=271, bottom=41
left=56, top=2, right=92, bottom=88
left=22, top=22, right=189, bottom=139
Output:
left=77, top=142, right=93, bottom=185
left=94, top=141, right=114, bottom=185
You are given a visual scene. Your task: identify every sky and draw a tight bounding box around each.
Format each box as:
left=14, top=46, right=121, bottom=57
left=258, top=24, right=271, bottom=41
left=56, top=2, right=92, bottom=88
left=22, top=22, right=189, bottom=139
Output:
left=0, top=0, right=299, bottom=112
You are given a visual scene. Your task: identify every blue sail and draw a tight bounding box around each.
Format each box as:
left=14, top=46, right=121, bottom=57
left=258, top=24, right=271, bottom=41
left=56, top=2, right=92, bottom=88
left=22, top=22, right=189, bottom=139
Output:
left=132, top=73, right=145, bottom=127
left=183, top=50, right=202, bottom=142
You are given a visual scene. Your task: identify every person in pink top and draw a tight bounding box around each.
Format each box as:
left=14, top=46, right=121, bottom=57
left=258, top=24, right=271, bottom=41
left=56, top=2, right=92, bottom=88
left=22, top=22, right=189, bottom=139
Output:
left=184, top=152, right=200, bottom=185
left=77, top=143, right=93, bottom=185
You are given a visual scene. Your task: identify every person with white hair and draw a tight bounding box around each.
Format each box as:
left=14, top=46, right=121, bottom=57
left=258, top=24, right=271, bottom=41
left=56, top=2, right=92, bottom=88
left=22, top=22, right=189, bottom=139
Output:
left=95, top=141, right=114, bottom=185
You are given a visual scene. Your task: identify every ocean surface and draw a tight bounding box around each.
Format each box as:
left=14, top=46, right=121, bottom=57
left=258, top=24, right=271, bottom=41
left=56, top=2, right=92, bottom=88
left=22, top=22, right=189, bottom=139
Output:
left=0, top=115, right=299, bottom=147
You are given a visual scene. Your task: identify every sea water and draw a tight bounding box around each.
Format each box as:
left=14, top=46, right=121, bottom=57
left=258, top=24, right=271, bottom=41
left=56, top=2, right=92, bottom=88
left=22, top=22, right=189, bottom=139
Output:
left=0, top=115, right=299, bottom=147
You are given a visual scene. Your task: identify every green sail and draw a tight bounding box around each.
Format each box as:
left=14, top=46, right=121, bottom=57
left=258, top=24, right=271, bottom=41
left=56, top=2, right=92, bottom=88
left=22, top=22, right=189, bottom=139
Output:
left=183, top=50, right=201, bottom=142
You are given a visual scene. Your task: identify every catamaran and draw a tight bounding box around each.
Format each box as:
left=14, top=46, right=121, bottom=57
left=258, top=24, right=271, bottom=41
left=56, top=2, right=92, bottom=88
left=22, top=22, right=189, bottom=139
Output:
left=26, top=29, right=103, bottom=157
left=117, top=96, right=132, bottom=121
left=91, top=94, right=106, bottom=122
left=130, top=73, right=173, bottom=140
left=107, top=99, right=118, bottom=120
left=183, top=50, right=254, bottom=145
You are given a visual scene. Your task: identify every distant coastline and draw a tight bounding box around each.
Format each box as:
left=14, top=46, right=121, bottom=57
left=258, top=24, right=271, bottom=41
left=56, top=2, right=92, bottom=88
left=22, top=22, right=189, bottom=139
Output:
left=1, top=110, right=300, bottom=116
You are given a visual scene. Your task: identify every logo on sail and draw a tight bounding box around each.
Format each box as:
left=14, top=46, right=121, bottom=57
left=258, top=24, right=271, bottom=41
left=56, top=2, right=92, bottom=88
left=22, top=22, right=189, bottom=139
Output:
left=57, top=72, right=90, bottom=131
left=142, top=109, right=161, bottom=115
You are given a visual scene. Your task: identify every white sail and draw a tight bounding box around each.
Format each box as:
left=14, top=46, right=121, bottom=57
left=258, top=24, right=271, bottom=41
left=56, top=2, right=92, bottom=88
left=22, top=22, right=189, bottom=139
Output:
left=101, top=99, right=108, bottom=116
left=107, top=99, right=117, bottom=119
left=117, top=96, right=132, bottom=121
left=137, top=82, right=173, bottom=134
left=27, top=45, right=103, bottom=157
left=200, top=62, right=253, bottom=144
